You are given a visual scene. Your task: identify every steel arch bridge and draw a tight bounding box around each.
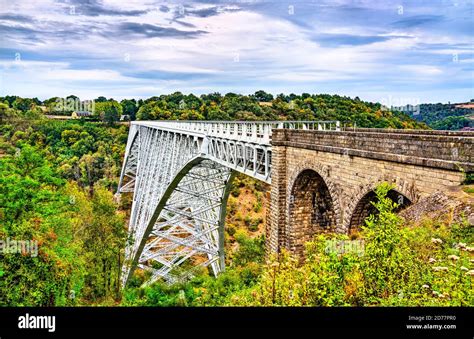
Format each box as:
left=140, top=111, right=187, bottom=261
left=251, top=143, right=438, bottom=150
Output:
left=117, top=120, right=340, bottom=286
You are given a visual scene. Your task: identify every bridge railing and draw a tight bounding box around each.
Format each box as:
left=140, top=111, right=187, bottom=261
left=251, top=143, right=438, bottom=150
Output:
left=138, top=120, right=340, bottom=144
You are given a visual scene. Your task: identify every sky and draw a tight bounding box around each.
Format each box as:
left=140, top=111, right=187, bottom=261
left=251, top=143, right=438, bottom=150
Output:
left=0, top=0, right=473, bottom=104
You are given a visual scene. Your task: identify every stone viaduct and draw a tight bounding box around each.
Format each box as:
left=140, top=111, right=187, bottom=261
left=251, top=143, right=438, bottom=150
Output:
left=267, top=128, right=474, bottom=258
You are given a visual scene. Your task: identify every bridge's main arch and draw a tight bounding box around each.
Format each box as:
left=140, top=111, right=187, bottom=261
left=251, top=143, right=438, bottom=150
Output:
left=118, top=121, right=340, bottom=286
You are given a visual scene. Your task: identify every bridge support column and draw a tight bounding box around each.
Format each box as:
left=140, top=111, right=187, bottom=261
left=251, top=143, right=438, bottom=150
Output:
left=266, top=145, right=288, bottom=256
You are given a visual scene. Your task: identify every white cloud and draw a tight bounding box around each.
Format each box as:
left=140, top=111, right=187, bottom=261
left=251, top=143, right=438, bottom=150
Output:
left=0, top=0, right=472, bottom=102
left=398, top=65, right=443, bottom=76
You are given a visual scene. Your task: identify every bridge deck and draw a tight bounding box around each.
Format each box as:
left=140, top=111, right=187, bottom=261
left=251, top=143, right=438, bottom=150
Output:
left=273, top=128, right=474, bottom=172
left=133, top=120, right=341, bottom=145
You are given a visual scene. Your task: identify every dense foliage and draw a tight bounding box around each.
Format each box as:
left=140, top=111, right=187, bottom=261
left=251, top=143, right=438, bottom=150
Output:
left=0, top=118, right=128, bottom=305
left=124, top=184, right=473, bottom=306
left=6, top=93, right=473, bottom=130
left=134, top=92, right=426, bottom=128
left=405, top=102, right=474, bottom=130
left=1, top=91, right=426, bottom=129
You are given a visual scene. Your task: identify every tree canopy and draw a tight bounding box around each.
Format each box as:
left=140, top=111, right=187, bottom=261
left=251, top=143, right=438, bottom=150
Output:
left=1, top=91, right=432, bottom=129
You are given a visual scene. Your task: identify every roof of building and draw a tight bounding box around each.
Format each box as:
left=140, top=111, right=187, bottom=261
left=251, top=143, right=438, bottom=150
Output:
left=73, top=111, right=93, bottom=116
left=455, top=103, right=474, bottom=109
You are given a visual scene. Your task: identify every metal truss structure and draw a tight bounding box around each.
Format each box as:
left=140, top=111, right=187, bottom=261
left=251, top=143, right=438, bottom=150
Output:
left=118, top=120, right=340, bottom=286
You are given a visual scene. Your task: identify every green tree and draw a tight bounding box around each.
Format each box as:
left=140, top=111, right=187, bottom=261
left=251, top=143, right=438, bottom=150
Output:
left=95, top=96, right=108, bottom=103
left=0, top=102, right=10, bottom=122
left=12, top=97, right=36, bottom=112
left=120, top=99, right=138, bottom=120
left=81, top=188, right=126, bottom=301
left=0, top=145, right=83, bottom=306
left=95, top=101, right=122, bottom=125
left=253, top=90, right=274, bottom=102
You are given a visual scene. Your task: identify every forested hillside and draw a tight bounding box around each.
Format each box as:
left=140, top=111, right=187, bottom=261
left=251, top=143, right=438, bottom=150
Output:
left=1, top=91, right=426, bottom=129
left=1, top=92, right=471, bottom=307
left=402, top=101, right=474, bottom=130
left=0, top=117, right=128, bottom=305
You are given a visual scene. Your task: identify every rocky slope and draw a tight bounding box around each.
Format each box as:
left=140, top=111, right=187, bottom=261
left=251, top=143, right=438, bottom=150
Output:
left=399, top=186, right=474, bottom=227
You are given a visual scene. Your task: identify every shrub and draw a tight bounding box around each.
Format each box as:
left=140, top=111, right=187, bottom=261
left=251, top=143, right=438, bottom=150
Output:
left=232, top=230, right=265, bottom=267
left=361, top=183, right=425, bottom=303
left=253, top=200, right=263, bottom=213
left=230, top=187, right=240, bottom=198
left=249, top=217, right=262, bottom=232
left=244, top=215, right=251, bottom=227
left=226, top=224, right=236, bottom=237
left=463, top=172, right=474, bottom=184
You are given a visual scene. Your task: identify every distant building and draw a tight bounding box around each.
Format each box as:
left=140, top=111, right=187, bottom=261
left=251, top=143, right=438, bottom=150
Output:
left=455, top=103, right=474, bottom=109
left=71, top=111, right=93, bottom=119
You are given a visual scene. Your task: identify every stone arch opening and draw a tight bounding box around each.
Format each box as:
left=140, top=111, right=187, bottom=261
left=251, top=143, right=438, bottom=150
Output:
left=289, top=169, right=336, bottom=257
left=349, top=189, right=411, bottom=233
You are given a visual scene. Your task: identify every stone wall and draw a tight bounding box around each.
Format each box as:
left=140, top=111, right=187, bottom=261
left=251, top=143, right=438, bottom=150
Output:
left=267, top=129, right=473, bottom=259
